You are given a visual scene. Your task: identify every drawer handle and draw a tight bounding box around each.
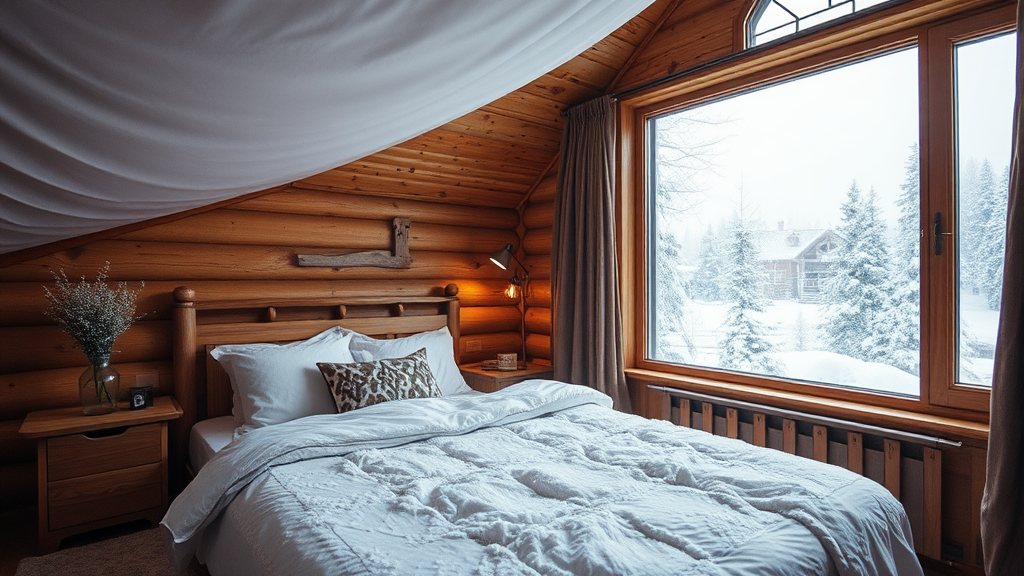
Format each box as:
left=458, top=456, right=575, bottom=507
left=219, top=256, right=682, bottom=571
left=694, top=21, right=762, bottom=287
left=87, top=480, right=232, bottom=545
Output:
left=83, top=426, right=130, bottom=439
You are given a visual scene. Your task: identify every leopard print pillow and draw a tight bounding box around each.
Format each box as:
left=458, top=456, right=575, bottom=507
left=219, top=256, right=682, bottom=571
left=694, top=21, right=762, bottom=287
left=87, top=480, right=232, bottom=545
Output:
left=316, top=347, right=441, bottom=414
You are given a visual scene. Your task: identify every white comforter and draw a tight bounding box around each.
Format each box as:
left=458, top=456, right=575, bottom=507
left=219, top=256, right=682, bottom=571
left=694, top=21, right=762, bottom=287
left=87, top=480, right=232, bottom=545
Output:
left=161, top=380, right=922, bottom=576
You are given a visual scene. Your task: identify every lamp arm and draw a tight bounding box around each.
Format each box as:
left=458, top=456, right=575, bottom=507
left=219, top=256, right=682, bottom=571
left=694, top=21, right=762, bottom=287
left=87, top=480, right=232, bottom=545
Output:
left=510, top=252, right=529, bottom=277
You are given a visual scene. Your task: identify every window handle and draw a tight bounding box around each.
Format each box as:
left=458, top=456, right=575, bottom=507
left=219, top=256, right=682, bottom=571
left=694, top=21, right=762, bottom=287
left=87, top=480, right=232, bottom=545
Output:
left=934, top=212, right=953, bottom=255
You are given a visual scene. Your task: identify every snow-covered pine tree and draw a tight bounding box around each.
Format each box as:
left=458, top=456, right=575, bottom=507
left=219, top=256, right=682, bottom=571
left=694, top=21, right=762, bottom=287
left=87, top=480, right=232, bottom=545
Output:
left=872, top=145, right=921, bottom=375
left=967, top=161, right=998, bottom=299
left=958, top=158, right=983, bottom=295
left=653, top=226, right=695, bottom=362
left=895, top=144, right=921, bottom=268
left=690, top=225, right=726, bottom=301
left=822, top=183, right=892, bottom=362
left=980, top=164, right=1009, bottom=310
left=719, top=216, right=779, bottom=374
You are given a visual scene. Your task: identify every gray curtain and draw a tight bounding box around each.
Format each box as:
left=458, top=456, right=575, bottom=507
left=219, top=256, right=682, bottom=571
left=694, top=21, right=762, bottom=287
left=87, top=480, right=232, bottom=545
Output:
left=981, top=4, right=1024, bottom=574
left=552, top=95, right=631, bottom=411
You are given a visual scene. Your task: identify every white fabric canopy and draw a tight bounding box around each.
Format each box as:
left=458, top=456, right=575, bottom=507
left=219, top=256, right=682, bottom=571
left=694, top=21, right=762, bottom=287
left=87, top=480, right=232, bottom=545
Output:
left=0, top=0, right=653, bottom=254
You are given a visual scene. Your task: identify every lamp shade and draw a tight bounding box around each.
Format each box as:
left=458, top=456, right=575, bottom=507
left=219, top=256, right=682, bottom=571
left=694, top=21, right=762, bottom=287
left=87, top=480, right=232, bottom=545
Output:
left=489, top=243, right=515, bottom=270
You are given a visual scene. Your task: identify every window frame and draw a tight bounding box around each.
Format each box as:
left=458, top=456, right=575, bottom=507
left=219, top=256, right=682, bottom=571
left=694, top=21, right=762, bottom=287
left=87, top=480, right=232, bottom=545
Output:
left=748, top=0, right=873, bottom=47
left=924, top=7, right=1016, bottom=412
left=619, top=0, right=1014, bottom=420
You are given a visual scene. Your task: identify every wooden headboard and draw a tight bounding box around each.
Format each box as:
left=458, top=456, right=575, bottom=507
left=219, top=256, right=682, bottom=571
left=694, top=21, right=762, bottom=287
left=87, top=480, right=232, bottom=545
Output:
left=170, top=283, right=460, bottom=488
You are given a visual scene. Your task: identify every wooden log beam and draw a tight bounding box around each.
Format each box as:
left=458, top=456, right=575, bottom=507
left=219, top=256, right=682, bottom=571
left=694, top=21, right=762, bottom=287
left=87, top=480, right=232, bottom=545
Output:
left=234, top=187, right=520, bottom=229
left=296, top=169, right=524, bottom=208
left=516, top=155, right=561, bottom=211
left=523, top=200, right=555, bottom=230
left=525, top=333, right=552, bottom=361
left=523, top=254, right=551, bottom=280
left=458, top=332, right=522, bottom=364
left=523, top=229, right=553, bottom=256
left=122, top=210, right=516, bottom=254
left=0, top=361, right=174, bottom=420
left=605, top=0, right=687, bottom=92
left=526, top=281, right=552, bottom=308
left=0, top=185, right=289, bottom=269
left=0, top=242, right=512, bottom=282
left=1, top=322, right=172, bottom=374
left=442, top=109, right=561, bottom=152
left=1, top=279, right=516, bottom=327
left=524, top=307, right=551, bottom=336
left=529, top=176, right=558, bottom=205
left=460, top=306, right=521, bottom=336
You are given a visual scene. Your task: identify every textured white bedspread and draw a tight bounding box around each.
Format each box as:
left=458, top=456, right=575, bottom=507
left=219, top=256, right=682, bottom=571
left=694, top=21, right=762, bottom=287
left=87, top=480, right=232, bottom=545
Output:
left=162, top=380, right=922, bottom=576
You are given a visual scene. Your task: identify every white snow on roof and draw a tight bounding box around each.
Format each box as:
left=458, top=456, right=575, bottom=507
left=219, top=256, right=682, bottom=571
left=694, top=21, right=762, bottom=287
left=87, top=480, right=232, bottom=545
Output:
left=753, top=229, right=831, bottom=261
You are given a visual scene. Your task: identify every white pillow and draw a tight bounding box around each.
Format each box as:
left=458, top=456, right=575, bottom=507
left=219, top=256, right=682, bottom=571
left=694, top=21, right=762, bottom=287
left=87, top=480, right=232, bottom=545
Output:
left=348, top=326, right=471, bottom=396
left=210, top=327, right=354, bottom=432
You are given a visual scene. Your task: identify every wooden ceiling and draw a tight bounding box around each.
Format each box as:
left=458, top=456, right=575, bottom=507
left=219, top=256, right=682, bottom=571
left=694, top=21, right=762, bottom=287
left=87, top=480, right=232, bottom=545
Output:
left=293, top=0, right=679, bottom=209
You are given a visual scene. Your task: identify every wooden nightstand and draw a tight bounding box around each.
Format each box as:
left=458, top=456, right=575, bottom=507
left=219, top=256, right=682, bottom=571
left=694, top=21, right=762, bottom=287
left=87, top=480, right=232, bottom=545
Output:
left=19, top=396, right=183, bottom=552
left=459, top=362, right=554, bottom=393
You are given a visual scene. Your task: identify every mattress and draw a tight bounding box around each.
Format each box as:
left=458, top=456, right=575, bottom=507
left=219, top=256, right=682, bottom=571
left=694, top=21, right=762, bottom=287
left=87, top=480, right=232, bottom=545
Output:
left=188, top=416, right=236, bottom=473
left=163, top=380, right=923, bottom=576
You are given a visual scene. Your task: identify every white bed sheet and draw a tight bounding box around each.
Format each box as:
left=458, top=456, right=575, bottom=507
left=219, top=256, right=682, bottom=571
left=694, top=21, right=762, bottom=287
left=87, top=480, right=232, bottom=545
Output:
left=164, top=381, right=923, bottom=576
left=188, top=416, right=236, bottom=474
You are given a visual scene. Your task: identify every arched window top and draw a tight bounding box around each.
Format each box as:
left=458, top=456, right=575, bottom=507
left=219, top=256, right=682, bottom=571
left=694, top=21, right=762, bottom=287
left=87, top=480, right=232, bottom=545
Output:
left=748, top=0, right=893, bottom=47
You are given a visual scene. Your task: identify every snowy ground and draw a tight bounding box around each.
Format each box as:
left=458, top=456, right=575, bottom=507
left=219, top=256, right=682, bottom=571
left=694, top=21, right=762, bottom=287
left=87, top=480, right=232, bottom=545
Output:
left=655, top=295, right=1000, bottom=395
left=959, top=292, right=999, bottom=385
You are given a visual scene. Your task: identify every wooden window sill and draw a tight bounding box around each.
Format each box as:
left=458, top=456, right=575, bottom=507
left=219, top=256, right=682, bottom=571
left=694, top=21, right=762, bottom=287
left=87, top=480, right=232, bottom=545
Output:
left=626, top=368, right=990, bottom=445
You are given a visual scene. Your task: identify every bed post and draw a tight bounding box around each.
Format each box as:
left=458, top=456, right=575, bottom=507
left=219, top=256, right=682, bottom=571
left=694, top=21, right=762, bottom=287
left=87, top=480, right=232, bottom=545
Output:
left=172, top=286, right=196, bottom=495
left=444, top=284, right=460, bottom=364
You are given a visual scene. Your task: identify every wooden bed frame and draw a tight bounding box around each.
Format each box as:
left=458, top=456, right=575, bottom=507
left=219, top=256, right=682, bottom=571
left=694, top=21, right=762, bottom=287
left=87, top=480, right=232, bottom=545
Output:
left=170, top=283, right=461, bottom=489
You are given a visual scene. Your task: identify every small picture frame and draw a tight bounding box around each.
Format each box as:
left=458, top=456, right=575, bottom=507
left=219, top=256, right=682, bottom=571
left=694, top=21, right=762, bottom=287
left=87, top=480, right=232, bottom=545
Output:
left=129, top=386, right=153, bottom=410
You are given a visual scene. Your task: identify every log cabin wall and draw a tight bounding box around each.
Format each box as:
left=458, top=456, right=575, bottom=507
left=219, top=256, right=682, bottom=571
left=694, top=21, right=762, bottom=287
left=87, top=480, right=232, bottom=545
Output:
left=523, top=173, right=556, bottom=366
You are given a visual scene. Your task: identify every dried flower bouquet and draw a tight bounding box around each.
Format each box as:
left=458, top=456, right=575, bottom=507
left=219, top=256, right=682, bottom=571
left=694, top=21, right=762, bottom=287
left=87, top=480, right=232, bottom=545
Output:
left=44, top=262, right=144, bottom=411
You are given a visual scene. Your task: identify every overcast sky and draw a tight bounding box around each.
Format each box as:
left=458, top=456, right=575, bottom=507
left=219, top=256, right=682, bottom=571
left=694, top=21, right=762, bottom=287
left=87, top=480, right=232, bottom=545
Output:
left=657, top=32, right=1015, bottom=251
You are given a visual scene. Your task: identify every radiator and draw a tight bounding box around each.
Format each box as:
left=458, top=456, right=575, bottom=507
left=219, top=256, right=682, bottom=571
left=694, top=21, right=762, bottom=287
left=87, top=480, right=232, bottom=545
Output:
left=648, top=385, right=960, bottom=561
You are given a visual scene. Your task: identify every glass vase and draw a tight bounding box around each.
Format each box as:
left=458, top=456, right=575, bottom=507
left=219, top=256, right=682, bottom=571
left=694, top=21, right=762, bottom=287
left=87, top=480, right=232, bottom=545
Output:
left=79, top=359, right=119, bottom=415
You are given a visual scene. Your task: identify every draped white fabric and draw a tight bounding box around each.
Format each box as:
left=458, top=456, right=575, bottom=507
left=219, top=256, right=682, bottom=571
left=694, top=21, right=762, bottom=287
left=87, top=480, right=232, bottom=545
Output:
left=0, top=0, right=653, bottom=254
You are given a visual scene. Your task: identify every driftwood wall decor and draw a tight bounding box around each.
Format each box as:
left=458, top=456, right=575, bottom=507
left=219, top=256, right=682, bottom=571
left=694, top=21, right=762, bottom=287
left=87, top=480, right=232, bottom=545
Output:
left=298, top=217, right=412, bottom=269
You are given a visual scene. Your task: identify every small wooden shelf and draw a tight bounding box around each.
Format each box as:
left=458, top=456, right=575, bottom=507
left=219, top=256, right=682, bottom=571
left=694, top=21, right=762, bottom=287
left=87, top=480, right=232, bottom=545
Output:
left=459, top=362, right=554, bottom=393
left=19, top=396, right=182, bottom=552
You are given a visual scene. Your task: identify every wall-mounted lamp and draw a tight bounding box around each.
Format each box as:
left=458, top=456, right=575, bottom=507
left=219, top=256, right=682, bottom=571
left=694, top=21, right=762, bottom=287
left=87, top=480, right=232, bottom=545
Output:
left=489, top=243, right=530, bottom=367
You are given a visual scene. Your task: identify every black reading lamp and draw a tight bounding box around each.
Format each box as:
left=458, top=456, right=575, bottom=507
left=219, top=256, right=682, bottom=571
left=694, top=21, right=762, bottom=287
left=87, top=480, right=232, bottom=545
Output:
left=489, top=243, right=531, bottom=368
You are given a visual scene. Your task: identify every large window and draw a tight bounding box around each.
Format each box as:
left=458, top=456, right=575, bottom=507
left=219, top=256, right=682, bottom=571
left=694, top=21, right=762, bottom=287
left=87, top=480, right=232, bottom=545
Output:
left=954, top=31, right=1015, bottom=387
left=649, top=49, right=921, bottom=397
left=634, top=3, right=1014, bottom=412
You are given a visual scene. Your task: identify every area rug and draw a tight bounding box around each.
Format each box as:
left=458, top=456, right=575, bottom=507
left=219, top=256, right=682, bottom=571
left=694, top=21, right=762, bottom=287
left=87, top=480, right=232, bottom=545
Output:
left=15, top=528, right=207, bottom=576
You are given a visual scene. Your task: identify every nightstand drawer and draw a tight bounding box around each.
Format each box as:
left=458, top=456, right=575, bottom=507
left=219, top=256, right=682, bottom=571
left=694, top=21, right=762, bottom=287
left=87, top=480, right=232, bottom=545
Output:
left=48, top=462, right=163, bottom=530
left=48, top=423, right=162, bottom=482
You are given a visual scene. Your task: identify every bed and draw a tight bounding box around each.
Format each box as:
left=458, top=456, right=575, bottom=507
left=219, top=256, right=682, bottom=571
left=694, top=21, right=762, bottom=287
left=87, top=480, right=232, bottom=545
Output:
left=161, top=285, right=924, bottom=576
